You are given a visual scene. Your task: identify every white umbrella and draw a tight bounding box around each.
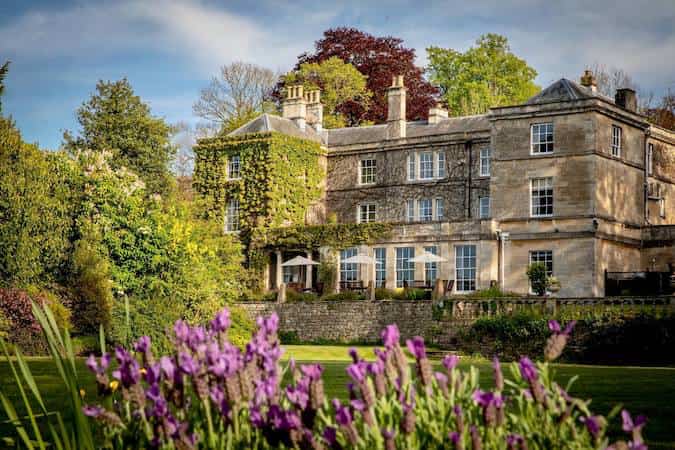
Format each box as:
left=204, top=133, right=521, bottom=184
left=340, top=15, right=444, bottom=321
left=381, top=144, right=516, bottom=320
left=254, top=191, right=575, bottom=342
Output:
left=281, top=255, right=320, bottom=267
left=409, top=252, right=447, bottom=263
left=341, top=254, right=376, bottom=264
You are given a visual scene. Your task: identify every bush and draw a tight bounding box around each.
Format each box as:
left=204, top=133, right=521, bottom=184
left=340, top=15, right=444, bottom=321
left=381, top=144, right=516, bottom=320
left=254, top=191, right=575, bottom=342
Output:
left=287, top=289, right=319, bottom=302
left=0, top=287, right=49, bottom=353
left=318, top=259, right=337, bottom=294
left=526, top=262, right=548, bottom=296
left=321, top=291, right=365, bottom=301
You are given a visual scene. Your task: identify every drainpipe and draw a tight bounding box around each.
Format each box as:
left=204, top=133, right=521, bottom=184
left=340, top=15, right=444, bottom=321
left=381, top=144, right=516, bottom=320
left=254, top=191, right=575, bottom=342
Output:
left=497, top=231, right=510, bottom=291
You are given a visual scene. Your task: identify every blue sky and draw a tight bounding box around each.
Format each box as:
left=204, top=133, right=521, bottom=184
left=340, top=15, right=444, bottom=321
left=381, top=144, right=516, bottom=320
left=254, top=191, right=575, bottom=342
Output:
left=2, top=0, right=674, bottom=150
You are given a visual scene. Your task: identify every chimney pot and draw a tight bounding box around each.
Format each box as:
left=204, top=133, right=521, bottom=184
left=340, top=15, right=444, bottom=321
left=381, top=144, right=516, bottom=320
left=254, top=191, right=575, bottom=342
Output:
left=428, top=102, right=449, bottom=124
left=580, top=69, right=597, bottom=93
left=305, top=89, right=323, bottom=132
left=282, top=84, right=307, bottom=130
left=615, top=88, right=637, bottom=112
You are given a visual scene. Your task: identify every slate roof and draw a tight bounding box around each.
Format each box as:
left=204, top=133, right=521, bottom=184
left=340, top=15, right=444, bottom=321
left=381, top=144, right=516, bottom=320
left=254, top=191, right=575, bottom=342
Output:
left=228, top=113, right=323, bottom=143
left=525, top=78, right=615, bottom=105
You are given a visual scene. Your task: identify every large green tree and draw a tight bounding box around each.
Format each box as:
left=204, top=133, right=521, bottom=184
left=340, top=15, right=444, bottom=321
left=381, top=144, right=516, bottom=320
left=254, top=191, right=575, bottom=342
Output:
left=427, top=34, right=540, bottom=116
left=283, top=56, right=372, bottom=128
left=64, top=78, right=176, bottom=196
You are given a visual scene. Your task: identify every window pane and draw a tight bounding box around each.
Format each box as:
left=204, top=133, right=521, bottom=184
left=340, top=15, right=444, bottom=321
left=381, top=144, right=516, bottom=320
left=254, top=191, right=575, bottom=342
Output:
left=418, top=199, right=432, bottom=221
left=408, top=154, right=416, bottom=180
left=455, top=245, right=476, bottom=291
left=420, top=152, right=434, bottom=179
left=437, top=152, right=446, bottom=178
left=407, top=200, right=415, bottom=222
left=531, top=123, right=554, bottom=154
left=228, top=155, right=241, bottom=179
left=531, top=177, right=553, bottom=217
left=424, top=245, right=438, bottom=284
left=480, top=148, right=490, bottom=176
left=396, top=247, right=415, bottom=288
left=360, top=159, right=376, bottom=184
left=225, top=199, right=239, bottom=232
left=479, top=196, right=490, bottom=218
left=529, top=250, right=553, bottom=277
left=436, top=198, right=444, bottom=220
left=375, top=248, right=386, bottom=288
left=340, top=247, right=358, bottom=282
left=359, top=204, right=376, bottom=223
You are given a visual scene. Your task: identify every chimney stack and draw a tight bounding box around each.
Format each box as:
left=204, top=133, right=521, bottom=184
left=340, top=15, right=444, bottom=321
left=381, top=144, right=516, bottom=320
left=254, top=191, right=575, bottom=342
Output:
left=580, top=69, right=597, bottom=93
left=615, top=88, right=637, bottom=112
left=387, top=75, right=406, bottom=139
left=304, top=89, right=323, bottom=132
left=428, top=103, right=448, bottom=124
left=282, top=85, right=307, bottom=130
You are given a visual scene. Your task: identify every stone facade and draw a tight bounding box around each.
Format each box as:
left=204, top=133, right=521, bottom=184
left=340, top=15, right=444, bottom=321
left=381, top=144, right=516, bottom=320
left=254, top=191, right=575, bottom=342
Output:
left=222, top=73, right=675, bottom=297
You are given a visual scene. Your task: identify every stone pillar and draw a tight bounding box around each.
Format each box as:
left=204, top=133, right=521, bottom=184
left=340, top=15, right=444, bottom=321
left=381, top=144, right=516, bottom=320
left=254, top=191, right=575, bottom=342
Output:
left=277, top=283, right=286, bottom=303
left=275, top=250, right=283, bottom=289
left=335, top=251, right=341, bottom=293
left=386, top=247, right=396, bottom=289
left=367, top=280, right=375, bottom=301
left=305, top=251, right=313, bottom=290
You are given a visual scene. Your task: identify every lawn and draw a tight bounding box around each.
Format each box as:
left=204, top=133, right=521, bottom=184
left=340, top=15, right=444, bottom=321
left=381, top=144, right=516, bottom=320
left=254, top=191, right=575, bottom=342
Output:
left=1, top=347, right=674, bottom=448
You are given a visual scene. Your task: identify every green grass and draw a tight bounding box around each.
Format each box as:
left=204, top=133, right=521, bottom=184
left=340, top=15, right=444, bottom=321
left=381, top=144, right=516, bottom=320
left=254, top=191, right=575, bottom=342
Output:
left=1, top=347, right=674, bottom=448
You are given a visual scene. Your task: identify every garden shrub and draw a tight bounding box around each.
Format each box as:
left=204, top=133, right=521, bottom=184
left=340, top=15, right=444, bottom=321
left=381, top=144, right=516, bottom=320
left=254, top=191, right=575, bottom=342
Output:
left=526, top=262, right=548, bottom=296
left=287, top=289, right=320, bottom=302
left=321, top=291, right=365, bottom=301
left=0, top=287, right=49, bottom=353
left=11, top=305, right=647, bottom=449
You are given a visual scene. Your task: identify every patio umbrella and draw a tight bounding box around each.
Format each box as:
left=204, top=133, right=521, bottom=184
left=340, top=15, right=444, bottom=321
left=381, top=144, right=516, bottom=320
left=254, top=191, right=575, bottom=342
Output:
left=281, top=255, right=320, bottom=266
left=409, top=252, right=446, bottom=263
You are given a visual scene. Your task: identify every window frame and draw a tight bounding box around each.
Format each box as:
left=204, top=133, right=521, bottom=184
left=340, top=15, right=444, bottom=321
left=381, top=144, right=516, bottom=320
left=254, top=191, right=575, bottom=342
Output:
left=530, top=123, right=554, bottom=155
left=225, top=198, right=240, bottom=233
left=436, top=151, right=446, bottom=178
left=395, top=247, right=415, bottom=288
left=455, top=245, right=476, bottom=292
left=660, top=198, right=666, bottom=219
left=419, top=152, right=434, bottom=180
left=357, top=203, right=377, bottom=223
left=530, top=177, right=554, bottom=218
left=479, top=148, right=491, bottom=177
left=424, top=245, right=438, bottom=284
left=418, top=198, right=433, bottom=222
left=406, top=199, right=415, bottom=222
left=340, top=247, right=359, bottom=282
left=227, top=155, right=241, bottom=180
left=374, top=247, right=386, bottom=288
left=359, top=158, right=377, bottom=185
left=435, top=198, right=445, bottom=221
left=647, top=143, right=653, bottom=176
left=479, top=196, right=490, bottom=219
left=611, top=125, right=622, bottom=158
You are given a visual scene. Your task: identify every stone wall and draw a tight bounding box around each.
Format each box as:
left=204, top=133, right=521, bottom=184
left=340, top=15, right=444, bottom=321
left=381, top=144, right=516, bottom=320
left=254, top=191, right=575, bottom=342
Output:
left=236, top=296, right=674, bottom=347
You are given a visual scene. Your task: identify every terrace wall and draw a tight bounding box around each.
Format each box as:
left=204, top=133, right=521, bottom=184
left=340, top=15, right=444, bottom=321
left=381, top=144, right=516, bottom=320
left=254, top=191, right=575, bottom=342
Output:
left=236, top=296, right=674, bottom=347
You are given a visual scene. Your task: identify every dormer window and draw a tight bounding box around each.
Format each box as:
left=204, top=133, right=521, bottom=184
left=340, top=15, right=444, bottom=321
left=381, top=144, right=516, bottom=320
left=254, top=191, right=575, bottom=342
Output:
left=227, top=155, right=241, bottom=180
left=531, top=123, right=554, bottom=154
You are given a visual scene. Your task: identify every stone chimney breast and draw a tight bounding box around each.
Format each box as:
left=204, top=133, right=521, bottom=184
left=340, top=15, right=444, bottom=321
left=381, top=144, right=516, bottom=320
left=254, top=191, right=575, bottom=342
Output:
left=387, top=75, right=407, bottom=139
left=428, top=103, right=449, bottom=124
left=282, top=84, right=307, bottom=130
left=304, top=89, right=323, bottom=132
left=615, top=88, right=637, bottom=113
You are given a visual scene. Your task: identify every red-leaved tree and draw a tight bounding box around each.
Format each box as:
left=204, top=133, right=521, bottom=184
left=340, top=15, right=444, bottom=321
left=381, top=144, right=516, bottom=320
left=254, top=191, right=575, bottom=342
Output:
left=289, top=27, right=438, bottom=125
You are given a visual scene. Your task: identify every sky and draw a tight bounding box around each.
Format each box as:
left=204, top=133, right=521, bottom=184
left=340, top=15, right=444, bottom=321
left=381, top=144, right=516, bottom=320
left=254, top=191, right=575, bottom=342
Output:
left=1, top=0, right=675, bottom=150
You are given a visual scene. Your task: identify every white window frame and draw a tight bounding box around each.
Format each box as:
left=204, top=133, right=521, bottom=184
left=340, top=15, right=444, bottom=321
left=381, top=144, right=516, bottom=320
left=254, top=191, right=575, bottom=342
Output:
left=530, top=177, right=553, bottom=218
left=436, top=152, right=446, bottom=178
left=395, top=247, right=415, bottom=288
left=660, top=198, right=666, bottom=219
left=340, top=247, right=359, bottom=282
left=418, top=198, right=433, bottom=222
left=479, top=196, right=490, bottom=219
left=455, top=245, right=476, bottom=292
left=225, top=198, right=240, bottom=233
left=358, top=203, right=377, bottom=223
left=360, top=158, right=377, bottom=185
left=611, top=125, right=622, bottom=157
left=647, top=143, right=653, bottom=176
left=435, top=198, right=445, bottom=221
left=529, top=250, right=553, bottom=277
left=374, top=248, right=386, bottom=288
left=406, top=199, right=415, bottom=222
left=227, top=155, right=241, bottom=180
left=419, top=152, right=434, bottom=180
left=407, top=154, right=416, bottom=181
left=530, top=123, right=554, bottom=155
left=479, top=148, right=491, bottom=177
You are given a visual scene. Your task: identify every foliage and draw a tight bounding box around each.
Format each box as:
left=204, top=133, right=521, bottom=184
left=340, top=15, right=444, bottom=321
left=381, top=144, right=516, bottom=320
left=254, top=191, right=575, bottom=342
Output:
left=3, top=304, right=649, bottom=449
left=321, top=291, right=365, bottom=302
left=193, top=62, right=278, bottom=134
left=0, top=60, right=9, bottom=113
left=283, top=57, right=372, bottom=128
left=292, top=27, right=438, bottom=124
left=63, top=78, right=176, bottom=196
left=427, top=34, right=540, bottom=116
left=70, top=222, right=114, bottom=333
left=318, top=259, right=337, bottom=294
left=526, top=262, right=549, bottom=296
left=287, top=289, right=320, bottom=302
left=0, top=117, right=77, bottom=285
left=262, top=223, right=392, bottom=251
left=645, top=90, right=675, bottom=131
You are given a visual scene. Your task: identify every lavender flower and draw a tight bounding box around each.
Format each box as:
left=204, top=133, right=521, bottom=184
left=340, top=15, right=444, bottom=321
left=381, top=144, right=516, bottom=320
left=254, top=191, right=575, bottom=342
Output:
left=519, top=357, right=545, bottom=404
left=449, top=431, right=464, bottom=450
left=582, top=415, right=605, bottom=440
left=507, top=433, right=527, bottom=450
left=381, top=324, right=400, bottom=348
left=493, top=356, right=504, bottom=391
left=622, top=410, right=647, bottom=446
left=545, top=320, right=577, bottom=361
left=443, top=354, right=459, bottom=371
left=470, top=425, right=482, bottom=450
left=211, top=309, right=231, bottom=333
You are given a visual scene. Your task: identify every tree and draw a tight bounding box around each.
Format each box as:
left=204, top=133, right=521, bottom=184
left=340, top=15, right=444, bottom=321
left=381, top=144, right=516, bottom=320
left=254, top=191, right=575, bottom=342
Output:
left=644, top=91, right=675, bottom=131
left=283, top=57, right=371, bottom=128
left=63, top=78, right=176, bottom=196
left=293, top=27, right=438, bottom=125
left=590, top=63, right=637, bottom=98
left=193, top=62, right=277, bottom=134
left=526, top=263, right=549, bottom=296
left=0, top=60, right=9, bottom=114
left=427, top=34, right=540, bottom=116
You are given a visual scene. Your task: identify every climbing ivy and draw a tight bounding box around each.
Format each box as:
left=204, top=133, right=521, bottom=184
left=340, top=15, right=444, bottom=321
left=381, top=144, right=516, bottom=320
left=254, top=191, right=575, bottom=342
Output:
left=255, top=223, right=392, bottom=250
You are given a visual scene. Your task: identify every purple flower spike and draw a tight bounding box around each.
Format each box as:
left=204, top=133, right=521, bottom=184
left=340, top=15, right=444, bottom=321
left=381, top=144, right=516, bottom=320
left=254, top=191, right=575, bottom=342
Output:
left=160, top=356, right=175, bottom=380
left=582, top=415, right=603, bottom=439
left=493, top=356, right=504, bottom=391
left=82, top=404, right=104, bottom=417
left=548, top=320, right=561, bottom=333
left=211, top=309, right=231, bottom=332
left=449, top=431, right=461, bottom=446
left=300, top=363, right=323, bottom=380
left=174, top=320, right=189, bottom=342
left=406, top=336, right=426, bottom=360
left=323, top=427, right=337, bottom=446
left=335, top=401, right=352, bottom=426
left=518, top=357, right=538, bottom=382
left=621, top=410, right=647, bottom=433
left=563, top=320, right=577, bottom=335
left=346, top=362, right=367, bottom=383
left=443, top=354, right=459, bottom=371
left=381, top=324, right=400, bottom=348
left=178, top=352, right=198, bottom=375
left=134, top=336, right=151, bottom=354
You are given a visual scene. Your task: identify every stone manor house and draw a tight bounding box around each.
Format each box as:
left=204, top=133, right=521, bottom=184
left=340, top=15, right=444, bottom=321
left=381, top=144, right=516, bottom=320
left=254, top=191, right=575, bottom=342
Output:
left=197, top=71, right=675, bottom=298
